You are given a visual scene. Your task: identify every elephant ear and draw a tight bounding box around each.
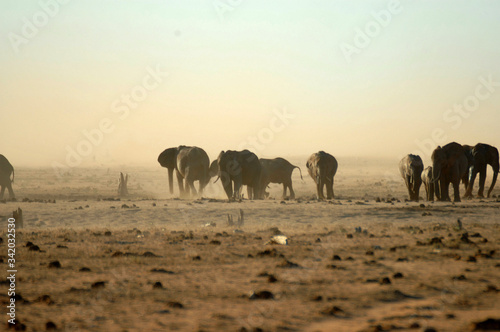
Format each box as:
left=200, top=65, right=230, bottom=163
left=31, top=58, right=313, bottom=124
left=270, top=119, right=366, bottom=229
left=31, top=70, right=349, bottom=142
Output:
left=158, top=148, right=178, bottom=169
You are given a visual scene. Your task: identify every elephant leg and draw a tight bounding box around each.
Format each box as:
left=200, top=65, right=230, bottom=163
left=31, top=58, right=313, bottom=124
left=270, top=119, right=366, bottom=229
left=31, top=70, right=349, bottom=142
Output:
left=199, top=177, right=210, bottom=197
left=188, top=180, right=197, bottom=197
left=316, top=180, right=323, bottom=200
left=477, top=167, right=487, bottom=198
left=288, top=182, right=295, bottom=200
left=405, top=176, right=413, bottom=201
left=223, top=181, right=234, bottom=200
left=176, top=171, right=185, bottom=197
left=461, top=172, right=469, bottom=195
left=466, top=168, right=477, bottom=198
left=452, top=180, right=461, bottom=202
left=440, top=179, right=450, bottom=201
left=282, top=184, right=287, bottom=199
left=247, top=186, right=253, bottom=200
left=234, top=179, right=242, bottom=200
left=326, top=178, right=334, bottom=199
left=7, top=183, right=14, bottom=199
left=414, top=182, right=421, bottom=202
left=417, top=181, right=422, bottom=201
left=0, top=186, right=5, bottom=199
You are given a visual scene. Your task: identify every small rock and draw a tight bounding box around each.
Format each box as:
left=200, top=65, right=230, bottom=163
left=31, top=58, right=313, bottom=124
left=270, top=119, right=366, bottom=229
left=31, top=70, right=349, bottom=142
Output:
left=332, top=255, right=342, bottom=261
left=46, top=321, right=57, bottom=330
left=276, top=259, right=300, bottom=268
left=48, top=261, right=61, bottom=268
left=320, top=305, right=344, bottom=316
left=37, top=295, right=54, bottom=305
left=91, top=281, right=106, bottom=289
left=79, top=267, right=91, bottom=272
left=249, top=290, right=274, bottom=300
left=393, top=272, right=404, bottom=279
left=153, top=282, right=164, bottom=289
left=268, top=275, right=278, bottom=283
left=452, top=274, right=466, bottom=280
left=150, top=268, right=175, bottom=274
left=29, top=245, right=41, bottom=252
left=379, top=277, right=391, bottom=285
left=472, top=318, right=500, bottom=330
left=167, top=301, right=184, bottom=308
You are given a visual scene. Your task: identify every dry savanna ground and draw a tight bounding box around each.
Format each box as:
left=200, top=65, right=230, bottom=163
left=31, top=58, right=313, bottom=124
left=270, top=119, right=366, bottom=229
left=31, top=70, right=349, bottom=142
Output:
left=1, top=158, right=499, bottom=332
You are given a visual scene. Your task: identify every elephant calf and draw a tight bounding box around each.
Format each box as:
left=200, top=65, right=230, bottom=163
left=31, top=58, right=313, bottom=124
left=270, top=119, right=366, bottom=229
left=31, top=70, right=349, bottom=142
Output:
left=0, top=154, right=15, bottom=200
left=399, top=154, right=423, bottom=202
left=306, top=151, right=338, bottom=200
left=259, top=158, right=303, bottom=200
left=421, top=166, right=434, bottom=201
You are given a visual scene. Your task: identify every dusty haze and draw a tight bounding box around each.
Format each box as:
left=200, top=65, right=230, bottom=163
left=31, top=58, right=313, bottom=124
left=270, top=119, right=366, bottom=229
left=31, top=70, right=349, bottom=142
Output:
left=1, top=1, right=500, bottom=170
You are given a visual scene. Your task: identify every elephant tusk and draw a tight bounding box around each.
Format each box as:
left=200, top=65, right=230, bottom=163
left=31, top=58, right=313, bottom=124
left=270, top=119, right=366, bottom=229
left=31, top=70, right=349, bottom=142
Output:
left=213, top=176, right=220, bottom=184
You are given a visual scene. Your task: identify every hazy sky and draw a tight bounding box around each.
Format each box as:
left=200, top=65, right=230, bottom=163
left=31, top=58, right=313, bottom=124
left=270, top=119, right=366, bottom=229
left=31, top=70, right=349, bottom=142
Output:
left=1, top=0, right=499, bottom=169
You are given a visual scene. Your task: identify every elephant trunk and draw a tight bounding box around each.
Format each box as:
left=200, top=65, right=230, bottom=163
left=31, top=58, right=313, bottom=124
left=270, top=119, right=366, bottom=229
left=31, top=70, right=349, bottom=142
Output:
left=168, top=168, right=174, bottom=194
left=487, top=165, right=499, bottom=198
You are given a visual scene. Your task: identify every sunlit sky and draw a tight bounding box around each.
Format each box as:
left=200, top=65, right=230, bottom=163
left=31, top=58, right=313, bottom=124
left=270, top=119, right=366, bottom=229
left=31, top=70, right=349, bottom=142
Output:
left=1, top=0, right=499, bottom=169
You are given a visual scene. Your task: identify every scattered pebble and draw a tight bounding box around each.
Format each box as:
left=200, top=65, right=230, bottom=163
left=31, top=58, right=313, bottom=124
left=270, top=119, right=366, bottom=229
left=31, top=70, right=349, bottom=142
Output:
left=46, top=321, right=57, bottom=330
left=153, top=282, right=164, bottom=289
left=249, top=290, right=274, bottom=300
left=48, top=261, right=61, bottom=268
left=91, top=281, right=106, bottom=289
left=167, top=301, right=184, bottom=308
left=276, top=259, right=301, bottom=268
left=472, top=318, right=500, bottom=330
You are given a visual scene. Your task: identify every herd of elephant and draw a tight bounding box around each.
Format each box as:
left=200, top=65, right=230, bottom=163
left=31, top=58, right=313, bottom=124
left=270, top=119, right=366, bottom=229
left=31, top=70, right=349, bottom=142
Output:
left=399, top=142, right=499, bottom=203
left=157, top=146, right=338, bottom=201
left=0, top=142, right=497, bottom=202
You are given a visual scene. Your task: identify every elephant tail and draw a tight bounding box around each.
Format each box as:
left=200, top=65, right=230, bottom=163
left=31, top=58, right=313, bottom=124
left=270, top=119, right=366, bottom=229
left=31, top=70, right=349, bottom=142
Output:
left=293, top=165, right=303, bottom=180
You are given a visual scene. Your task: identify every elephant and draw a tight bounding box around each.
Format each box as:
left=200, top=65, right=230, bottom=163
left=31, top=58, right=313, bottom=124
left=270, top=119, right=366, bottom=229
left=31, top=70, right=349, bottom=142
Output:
left=421, top=166, right=434, bottom=201
left=431, top=142, right=468, bottom=202
left=157, top=146, right=210, bottom=198
left=464, top=143, right=499, bottom=198
left=259, top=158, right=303, bottom=200
left=399, top=154, right=423, bottom=202
left=306, top=151, right=338, bottom=200
left=0, top=155, right=15, bottom=200
left=214, top=150, right=262, bottom=201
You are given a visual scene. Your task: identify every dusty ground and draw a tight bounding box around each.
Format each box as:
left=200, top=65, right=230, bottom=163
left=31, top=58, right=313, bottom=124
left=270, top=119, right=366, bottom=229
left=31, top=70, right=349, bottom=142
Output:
left=1, top=158, right=499, bottom=332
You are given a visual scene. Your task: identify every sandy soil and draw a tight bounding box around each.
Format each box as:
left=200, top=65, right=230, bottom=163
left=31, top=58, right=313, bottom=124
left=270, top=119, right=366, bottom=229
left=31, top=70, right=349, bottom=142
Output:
left=1, top=158, right=499, bottom=332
